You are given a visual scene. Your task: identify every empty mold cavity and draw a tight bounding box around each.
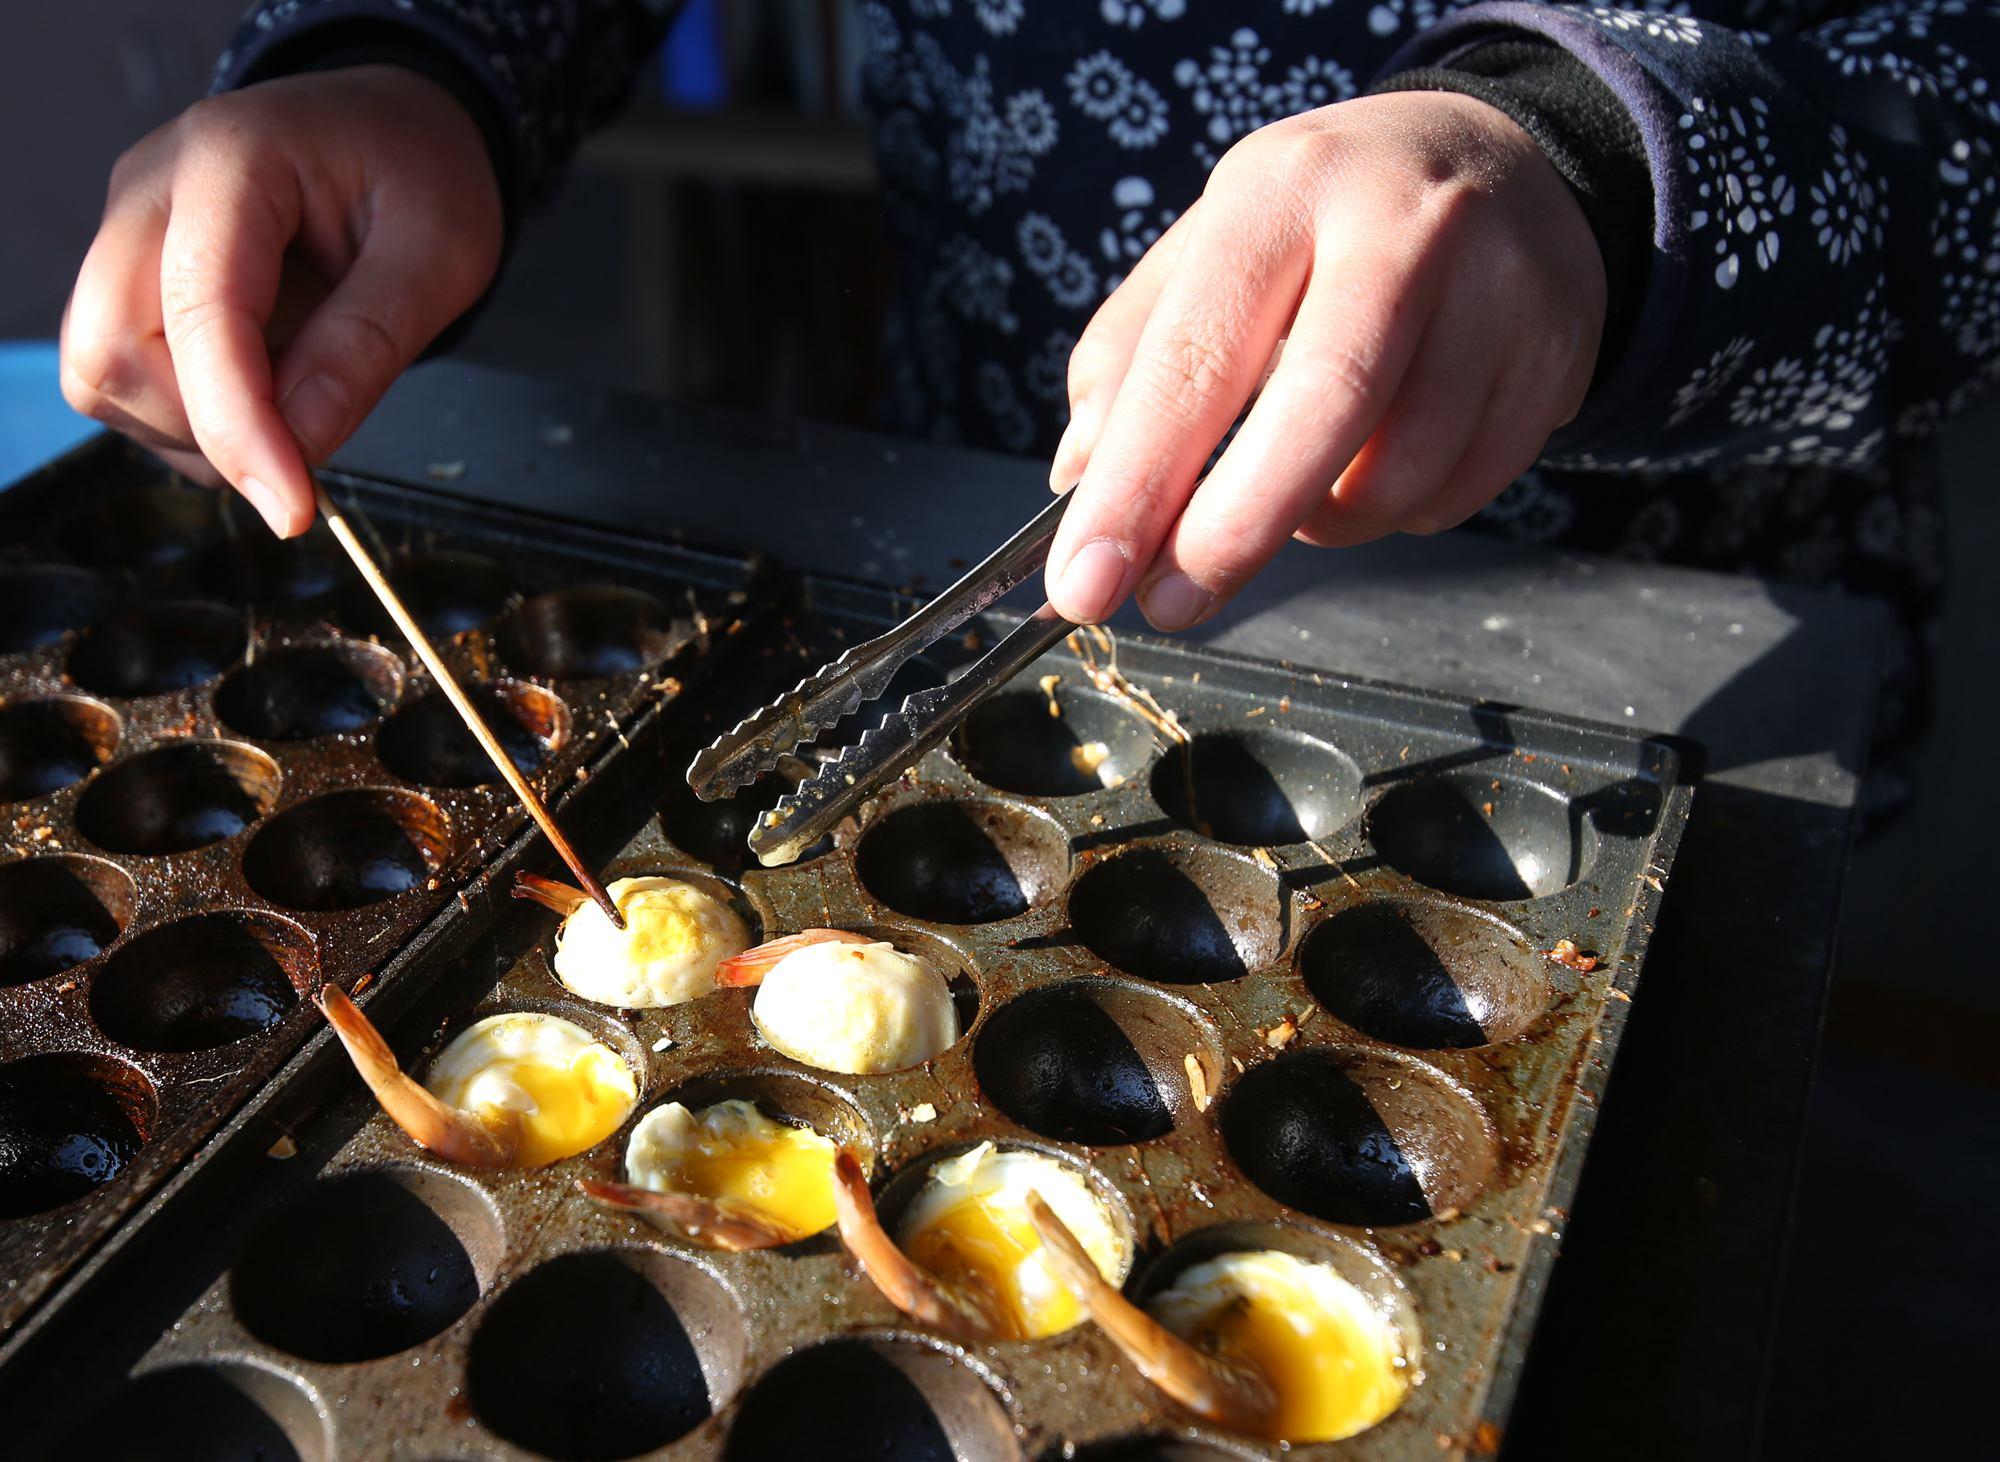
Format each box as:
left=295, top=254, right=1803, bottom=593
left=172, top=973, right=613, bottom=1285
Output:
left=1369, top=770, right=1595, bottom=900
left=52, top=1363, right=327, bottom=1462
left=242, top=788, right=450, bottom=911
left=0, top=1052, right=156, bottom=1218
left=75, top=740, right=281, bottom=855
left=0, top=695, right=120, bottom=803
left=975, top=978, right=1222, bottom=1144
left=214, top=640, right=403, bottom=741
left=341, top=549, right=511, bottom=640
left=658, top=773, right=831, bottom=872
left=376, top=680, right=569, bottom=787
left=468, top=1247, right=748, bottom=1460
left=1058, top=1442, right=1253, bottom=1462
left=0, top=565, right=116, bottom=652
left=951, top=683, right=1157, bottom=796
left=499, top=584, right=681, bottom=678
left=67, top=600, right=247, bottom=697
left=722, top=1338, right=1016, bottom=1462
left=195, top=521, right=343, bottom=603
left=1069, top=844, right=1285, bottom=985
left=1154, top=729, right=1362, bottom=845
left=1222, top=1049, right=1497, bottom=1225
left=1301, top=899, right=1550, bottom=1048
left=231, top=1167, right=502, bottom=1363
left=855, top=797, right=1068, bottom=924
left=0, top=853, right=137, bottom=986
left=62, top=483, right=220, bottom=568
left=91, top=911, right=315, bottom=1053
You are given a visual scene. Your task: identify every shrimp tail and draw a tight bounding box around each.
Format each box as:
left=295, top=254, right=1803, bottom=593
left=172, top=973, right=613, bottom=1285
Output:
left=715, top=928, right=875, bottom=988
left=316, top=985, right=518, bottom=1168
left=512, top=871, right=589, bottom=918
left=831, top=1150, right=993, bottom=1342
left=578, top=1178, right=796, bottom=1252
left=1026, top=1194, right=1276, bottom=1433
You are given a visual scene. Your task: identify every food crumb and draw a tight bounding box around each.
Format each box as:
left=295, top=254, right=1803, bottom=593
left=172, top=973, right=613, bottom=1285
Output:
left=906, top=1102, right=938, bottom=1123
left=1251, top=847, right=1279, bottom=871
left=1263, top=1015, right=1298, bottom=1049
left=425, top=460, right=467, bottom=481
left=1545, top=938, right=1601, bottom=972
left=651, top=1036, right=675, bottom=1053
left=1069, top=741, right=1110, bottom=777
left=267, top=1135, right=298, bottom=1160
left=1245, top=705, right=1267, bottom=718
left=1038, top=673, right=1063, bottom=718
left=1481, top=801, right=1494, bottom=817
left=1185, top=1054, right=1210, bottom=1112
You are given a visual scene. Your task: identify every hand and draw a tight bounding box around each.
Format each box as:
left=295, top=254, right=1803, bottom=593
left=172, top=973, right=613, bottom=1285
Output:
left=61, top=66, right=503, bottom=536
left=1043, top=92, right=1607, bottom=630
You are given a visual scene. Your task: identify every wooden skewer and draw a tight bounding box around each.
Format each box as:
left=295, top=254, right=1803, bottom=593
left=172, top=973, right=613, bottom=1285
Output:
left=311, top=474, right=624, bottom=929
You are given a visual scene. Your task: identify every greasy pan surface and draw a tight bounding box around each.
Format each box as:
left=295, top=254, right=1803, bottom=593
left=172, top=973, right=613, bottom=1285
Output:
left=0, top=436, right=767, bottom=1334
left=1, top=564, right=1688, bottom=1459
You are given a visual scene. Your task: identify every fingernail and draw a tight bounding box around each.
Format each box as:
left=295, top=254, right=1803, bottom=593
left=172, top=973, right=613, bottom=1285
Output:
left=1053, top=538, right=1130, bottom=624
left=1140, top=573, right=1212, bottom=632
left=237, top=476, right=298, bottom=538
left=282, top=373, right=351, bottom=459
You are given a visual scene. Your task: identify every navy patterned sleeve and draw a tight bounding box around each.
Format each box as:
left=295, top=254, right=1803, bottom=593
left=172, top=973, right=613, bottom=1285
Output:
left=1387, top=2, right=2000, bottom=471
left=211, top=0, right=679, bottom=209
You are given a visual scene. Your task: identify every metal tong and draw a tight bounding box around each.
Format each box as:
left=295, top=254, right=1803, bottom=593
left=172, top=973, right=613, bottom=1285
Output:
left=688, top=490, right=1075, bottom=866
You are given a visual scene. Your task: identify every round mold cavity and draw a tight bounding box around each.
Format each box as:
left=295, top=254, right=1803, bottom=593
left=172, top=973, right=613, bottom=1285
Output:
left=0, top=1052, right=156, bottom=1218
left=1221, top=1048, right=1497, bottom=1226
left=467, top=1246, right=748, bottom=1460
left=51, top=1362, right=328, bottom=1462
left=0, top=565, right=117, bottom=653
left=67, top=600, right=247, bottom=698
left=74, top=739, right=281, bottom=856
left=341, top=549, right=512, bottom=640
left=195, top=521, right=344, bottom=603
left=951, top=683, right=1158, bottom=796
left=657, top=773, right=832, bottom=872
left=0, top=853, right=138, bottom=986
left=722, top=1337, right=1016, bottom=1462
left=1300, top=899, right=1551, bottom=1049
left=1068, top=844, right=1286, bottom=985
left=1153, top=728, right=1362, bottom=846
left=376, top=679, right=570, bottom=788
left=231, top=1166, right=503, bottom=1363
left=0, top=695, right=121, bottom=803
left=1369, top=770, right=1596, bottom=901
left=63, top=482, right=221, bottom=568
left=974, top=978, right=1223, bottom=1144
left=214, top=640, right=404, bottom=742
left=855, top=796, right=1069, bottom=924
left=241, top=788, right=450, bottom=911
left=90, top=911, right=316, bottom=1054
left=1054, top=1442, right=1256, bottom=1462
left=652, top=1068, right=875, bottom=1170
left=499, top=584, right=681, bottom=678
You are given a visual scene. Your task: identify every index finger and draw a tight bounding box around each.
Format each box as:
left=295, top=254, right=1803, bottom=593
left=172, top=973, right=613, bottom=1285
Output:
left=157, top=140, right=315, bottom=536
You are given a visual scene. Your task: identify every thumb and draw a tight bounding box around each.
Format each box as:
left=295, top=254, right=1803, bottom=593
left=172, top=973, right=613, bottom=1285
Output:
left=272, top=217, right=497, bottom=466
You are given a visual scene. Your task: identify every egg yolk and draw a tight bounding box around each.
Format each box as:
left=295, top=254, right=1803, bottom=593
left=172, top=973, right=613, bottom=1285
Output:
left=649, top=1110, right=838, bottom=1243
left=455, top=1045, right=637, bottom=1168
left=902, top=1192, right=1080, bottom=1341
left=1155, top=1254, right=1409, bottom=1443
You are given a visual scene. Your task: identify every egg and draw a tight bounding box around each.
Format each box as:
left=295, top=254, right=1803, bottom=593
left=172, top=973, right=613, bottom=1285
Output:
left=896, top=1143, right=1129, bottom=1340
left=751, top=939, right=958, bottom=1075
left=423, top=1013, right=637, bottom=1168
left=624, top=1099, right=838, bottom=1244
left=1147, top=1250, right=1410, bottom=1442
left=551, top=876, right=749, bottom=1009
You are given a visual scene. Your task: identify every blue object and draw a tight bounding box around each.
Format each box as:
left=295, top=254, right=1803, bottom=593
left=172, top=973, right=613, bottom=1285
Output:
left=0, top=342, right=95, bottom=486
left=657, top=0, right=728, bottom=110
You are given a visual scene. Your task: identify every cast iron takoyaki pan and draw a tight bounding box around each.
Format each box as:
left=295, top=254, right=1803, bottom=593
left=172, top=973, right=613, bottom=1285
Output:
left=0, top=435, right=772, bottom=1336
left=0, top=565, right=1689, bottom=1460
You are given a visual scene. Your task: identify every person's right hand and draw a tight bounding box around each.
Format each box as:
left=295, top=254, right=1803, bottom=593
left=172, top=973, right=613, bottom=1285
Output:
left=61, top=65, right=503, bottom=536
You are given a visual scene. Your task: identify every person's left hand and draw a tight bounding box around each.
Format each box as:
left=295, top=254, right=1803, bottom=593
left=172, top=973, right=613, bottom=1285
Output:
left=1043, top=91, right=1607, bottom=630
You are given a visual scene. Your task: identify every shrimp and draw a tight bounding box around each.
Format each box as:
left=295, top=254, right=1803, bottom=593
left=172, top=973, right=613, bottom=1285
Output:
left=830, top=1150, right=1000, bottom=1343
left=512, top=870, right=588, bottom=917
left=1026, top=1194, right=1276, bottom=1434
left=577, top=1177, right=798, bottom=1252
left=315, top=985, right=520, bottom=1168
left=714, top=928, right=875, bottom=988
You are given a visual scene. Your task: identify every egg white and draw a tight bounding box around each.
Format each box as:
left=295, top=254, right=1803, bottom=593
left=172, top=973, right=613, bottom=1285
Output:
left=751, top=938, right=957, bottom=1074
left=552, top=875, right=749, bottom=1009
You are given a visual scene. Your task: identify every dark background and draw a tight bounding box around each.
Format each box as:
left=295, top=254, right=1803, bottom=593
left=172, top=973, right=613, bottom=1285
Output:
left=4, top=4, right=1993, bottom=1454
